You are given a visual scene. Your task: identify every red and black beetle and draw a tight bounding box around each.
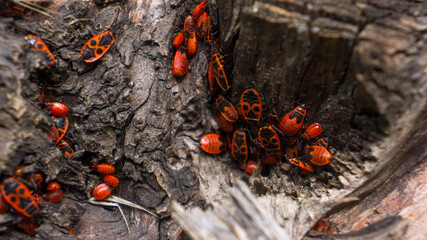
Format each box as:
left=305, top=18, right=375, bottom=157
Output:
left=305, top=145, right=332, bottom=166
left=213, top=96, right=238, bottom=133
left=279, top=105, right=306, bottom=136
left=239, top=89, right=262, bottom=125
left=80, top=30, right=115, bottom=63
left=231, top=129, right=248, bottom=166
left=0, top=177, right=39, bottom=217
left=199, top=133, right=227, bottom=154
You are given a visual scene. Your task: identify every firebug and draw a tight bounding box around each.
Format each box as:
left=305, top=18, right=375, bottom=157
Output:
left=172, top=46, right=189, bottom=77
left=305, top=145, right=332, bottom=166
left=42, top=189, right=63, bottom=203
left=185, top=30, right=198, bottom=58
left=239, top=89, right=262, bottom=125
left=312, top=219, right=328, bottom=232
left=315, top=137, right=329, bottom=148
left=183, top=16, right=197, bottom=32
left=302, top=123, right=322, bottom=140
left=299, top=169, right=311, bottom=177
left=91, top=164, right=115, bottom=175
left=213, top=96, right=238, bottom=133
left=231, top=129, right=248, bottom=166
left=46, top=182, right=61, bottom=191
left=287, top=158, right=314, bottom=173
left=266, top=110, right=280, bottom=129
left=17, top=216, right=39, bottom=235
left=45, top=102, right=69, bottom=117
left=173, top=31, right=184, bottom=49
left=192, top=0, right=207, bottom=18
left=80, top=30, right=115, bottom=63
left=45, top=125, right=59, bottom=142
left=279, top=105, right=306, bottom=136
left=199, top=133, right=227, bottom=154
left=102, top=175, right=119, bottom=188
left=261, top=152, right=281, bottom=165
left=210, top=52, right=230, bottom=92
left=51, top=116, right=68, bottom=144
left=24, top=35, right=56, bottom=67
left=258, top=125, right=280, bottom=153
left=0, top=177, right=39, bottom=217
left=242, top=161, right=260, bottom=175
left=208, top=59, right=220, bottom=94
left=197, top=12, right=212, bottom=42
left=93, top=183, right=112, bottom=200
left=57, top=139, right=74, bottom=157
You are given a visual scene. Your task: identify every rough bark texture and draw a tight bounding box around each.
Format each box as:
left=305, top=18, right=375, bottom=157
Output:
left=2, top=0, right=209, bottom=239
left=0, top=0, right=426, bottom=239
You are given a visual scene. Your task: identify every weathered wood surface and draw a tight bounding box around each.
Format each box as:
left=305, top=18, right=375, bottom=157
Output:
left=0, top=0, right=425, bottom=239
left=325, top=107, right=427, bottom=238
left=173, top=181, right=409, bottom=240
left=173, top=181, right=291, bottom=240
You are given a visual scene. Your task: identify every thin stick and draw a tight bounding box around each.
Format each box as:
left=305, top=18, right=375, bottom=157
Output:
left=106, top=196, right=160, bottom=219
left=85, top=198, right=131, bottom=240
left=116, top=204, right=131, bottom=240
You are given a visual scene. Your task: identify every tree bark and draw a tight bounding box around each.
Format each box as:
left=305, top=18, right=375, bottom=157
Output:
left=0, top=0, right=426, bottom=239
left=175, top=0, right=426, bottom=239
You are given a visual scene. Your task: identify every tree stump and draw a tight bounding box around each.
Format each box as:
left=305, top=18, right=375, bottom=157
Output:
left=0, top=0, right=425, bottom=239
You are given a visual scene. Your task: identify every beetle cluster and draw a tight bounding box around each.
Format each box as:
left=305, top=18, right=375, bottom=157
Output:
left=1, top=7, right=118, bottom=236
left=22, top=16, right=117, bottom=156
left=0, top=166, right=63, bottom=234
left=15, top=166, right=64, bottom=204
left=200, top=89, right=334, bottom=175
left=91, top=164, right=119, bottom=200
left=22, top=33, right=75, bottom=158
left=0, top=0, right=123, bottom=236
left=172, top=0, right=213, bottom=77
left=179, top=0, right=335, bottom=176
left=166, top=0, right=334, bottom=176
left=25, top=29, right=116, bottom=158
